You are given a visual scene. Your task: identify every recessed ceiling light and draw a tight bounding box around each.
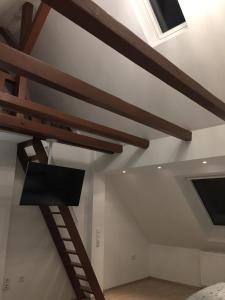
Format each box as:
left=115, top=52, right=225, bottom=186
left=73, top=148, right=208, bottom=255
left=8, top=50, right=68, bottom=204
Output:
left=202, top=161, right=207, bottom=164
left=157, top=166, right=162, bottom=169
left=122, top=170, right=126, bottom=174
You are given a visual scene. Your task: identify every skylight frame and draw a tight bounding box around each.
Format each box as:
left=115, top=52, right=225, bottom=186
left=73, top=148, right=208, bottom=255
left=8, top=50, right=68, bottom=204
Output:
left=143, top=0, right=187, bottom=41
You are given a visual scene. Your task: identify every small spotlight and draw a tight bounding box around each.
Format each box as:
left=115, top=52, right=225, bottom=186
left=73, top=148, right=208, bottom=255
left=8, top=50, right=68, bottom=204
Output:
left=157, top=166, right=162, bottom=169
left=202, top=161, right=207, bottom=164
left=122, top=170, right=126, bottom=174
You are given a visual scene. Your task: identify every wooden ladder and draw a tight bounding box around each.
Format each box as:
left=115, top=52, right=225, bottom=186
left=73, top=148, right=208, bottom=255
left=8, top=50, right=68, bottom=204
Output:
left=17, top=138, right=105, bottom=300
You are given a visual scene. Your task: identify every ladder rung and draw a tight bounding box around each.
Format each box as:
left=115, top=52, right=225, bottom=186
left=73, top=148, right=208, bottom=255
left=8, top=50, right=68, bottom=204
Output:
left=81, top=285, right=93, bottom=294
left=62, top=237, right=72, bottom=241
left=66, top=249, right=77, bottom=255
left=77, top=274, right=87, bottom=281
left=56, top=225, right=66, bottom=228
left=71, top=262, right=82, bottom=268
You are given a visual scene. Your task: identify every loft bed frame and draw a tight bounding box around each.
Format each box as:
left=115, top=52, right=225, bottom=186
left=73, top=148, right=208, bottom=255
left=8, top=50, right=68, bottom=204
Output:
left=0, top=1, right=224, bottom=299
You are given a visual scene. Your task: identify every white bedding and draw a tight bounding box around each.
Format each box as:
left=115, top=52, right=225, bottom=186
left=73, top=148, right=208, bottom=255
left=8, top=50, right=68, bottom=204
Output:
left=187, top=283, right=225, bottom=299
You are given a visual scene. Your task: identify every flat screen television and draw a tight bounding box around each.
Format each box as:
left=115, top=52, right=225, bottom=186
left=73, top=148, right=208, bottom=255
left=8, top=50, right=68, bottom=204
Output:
left=192, top=177, right=225, bottom=225
left=20, top=162, right=85, bottom=206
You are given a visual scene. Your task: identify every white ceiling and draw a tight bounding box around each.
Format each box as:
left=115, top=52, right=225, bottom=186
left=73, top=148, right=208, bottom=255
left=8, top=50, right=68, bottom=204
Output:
left=1, top=0, right=225, bottom=141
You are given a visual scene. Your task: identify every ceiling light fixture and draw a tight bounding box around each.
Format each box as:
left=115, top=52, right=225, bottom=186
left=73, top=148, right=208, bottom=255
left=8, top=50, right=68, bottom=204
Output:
left=122, top=170, right=126, bottom=174
left=202, top=161, right=207, bottom=164
left=157, top=166, right=162, bottom=169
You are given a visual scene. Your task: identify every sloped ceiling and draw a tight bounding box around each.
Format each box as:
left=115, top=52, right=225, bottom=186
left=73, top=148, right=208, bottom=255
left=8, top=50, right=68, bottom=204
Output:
left=107, top=157, right=225, bottom=250
left=1, top=0, right=225, bottom=141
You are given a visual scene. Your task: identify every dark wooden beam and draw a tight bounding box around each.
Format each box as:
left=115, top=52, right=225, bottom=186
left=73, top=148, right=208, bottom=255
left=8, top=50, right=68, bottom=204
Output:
left=20, top=2, right=34, bottom=49
left=17, top=2, right=34, bottom=102
left=0, top=42, right=191, bottom=141
left=42, top=0, right=225, bottom=122
left=17, top=2, right=49, bottom=121
left=0, top=113, right=122, bottom=154
left=16, top=77, right=28, bottom=100
left=0, top=76, right=4, bottom=92
left=0, top=91, right=149, bottom=148
left=0, top=27, right=18, bottom=48
left=23, top=2, right=50, bottom=54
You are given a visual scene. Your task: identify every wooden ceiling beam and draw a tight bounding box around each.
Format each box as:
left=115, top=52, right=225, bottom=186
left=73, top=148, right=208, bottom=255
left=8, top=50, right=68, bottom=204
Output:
left=17, top=2, right=50, bottom=96
left=20, top=2, right=34, bottom=49
left=0, top=91, right=149, bottom=148
left=0, top=42, right=192, bottom=141
left=0, top=113, right=122, bottom=154
left=42, top=0, right=225, bottom=121
left=23, top=2, right=51, bottom=54
left=17, top=2, right=34, bottom=102
left=0, top=76, right=4, bottom=92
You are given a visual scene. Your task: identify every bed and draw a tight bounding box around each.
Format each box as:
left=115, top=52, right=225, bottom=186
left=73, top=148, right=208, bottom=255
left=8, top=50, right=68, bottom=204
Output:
left=187, top=283, right=225, bottom=299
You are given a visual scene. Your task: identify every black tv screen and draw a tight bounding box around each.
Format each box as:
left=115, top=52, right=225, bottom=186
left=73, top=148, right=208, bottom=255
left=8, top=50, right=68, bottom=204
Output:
left=20, top=162, right=85, bottom=206
left=192, top=177, right=225, bottom=225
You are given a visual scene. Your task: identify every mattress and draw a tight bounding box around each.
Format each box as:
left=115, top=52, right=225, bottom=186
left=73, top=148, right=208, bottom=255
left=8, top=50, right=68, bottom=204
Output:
left=187, top=283, right=225, bottom=299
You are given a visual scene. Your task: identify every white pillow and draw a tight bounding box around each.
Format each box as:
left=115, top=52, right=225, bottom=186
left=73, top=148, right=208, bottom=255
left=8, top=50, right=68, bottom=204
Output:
left=187, top=283, right=225, bottom=300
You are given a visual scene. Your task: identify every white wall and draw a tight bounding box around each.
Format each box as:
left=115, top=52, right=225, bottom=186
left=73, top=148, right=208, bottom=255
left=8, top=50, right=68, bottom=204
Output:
left=200, top=251, right=225, bottom=286
left=91, top=173, right=106, bottom=289
left=103, top=170, right=225, bottom=289
left=0, top=141, right=17, bottom=300
left=149, top=245, right=201, bottom=287
left=149, top=245, right=225, bottom=288
left=104, top=170, right=206, bottom=250
left=103, top=174, right=149, bottom=290
left=102, top=158, right=225, bottom=289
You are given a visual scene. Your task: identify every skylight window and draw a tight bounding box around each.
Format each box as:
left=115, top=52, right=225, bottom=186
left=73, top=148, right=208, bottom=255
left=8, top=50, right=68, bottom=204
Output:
left=131, top=0, right=187, bottom=47
left=192, top=177, right=225, bottom=226
left=149, top=0, right=186, bottom=33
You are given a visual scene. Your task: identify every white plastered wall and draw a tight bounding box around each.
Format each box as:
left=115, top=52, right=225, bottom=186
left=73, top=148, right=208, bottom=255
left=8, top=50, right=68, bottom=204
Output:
left=94, top=124, right=225, bottom=289
left=103, top=174, right=149, bottom=290
left=0, top=141, right=17, bottom=300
